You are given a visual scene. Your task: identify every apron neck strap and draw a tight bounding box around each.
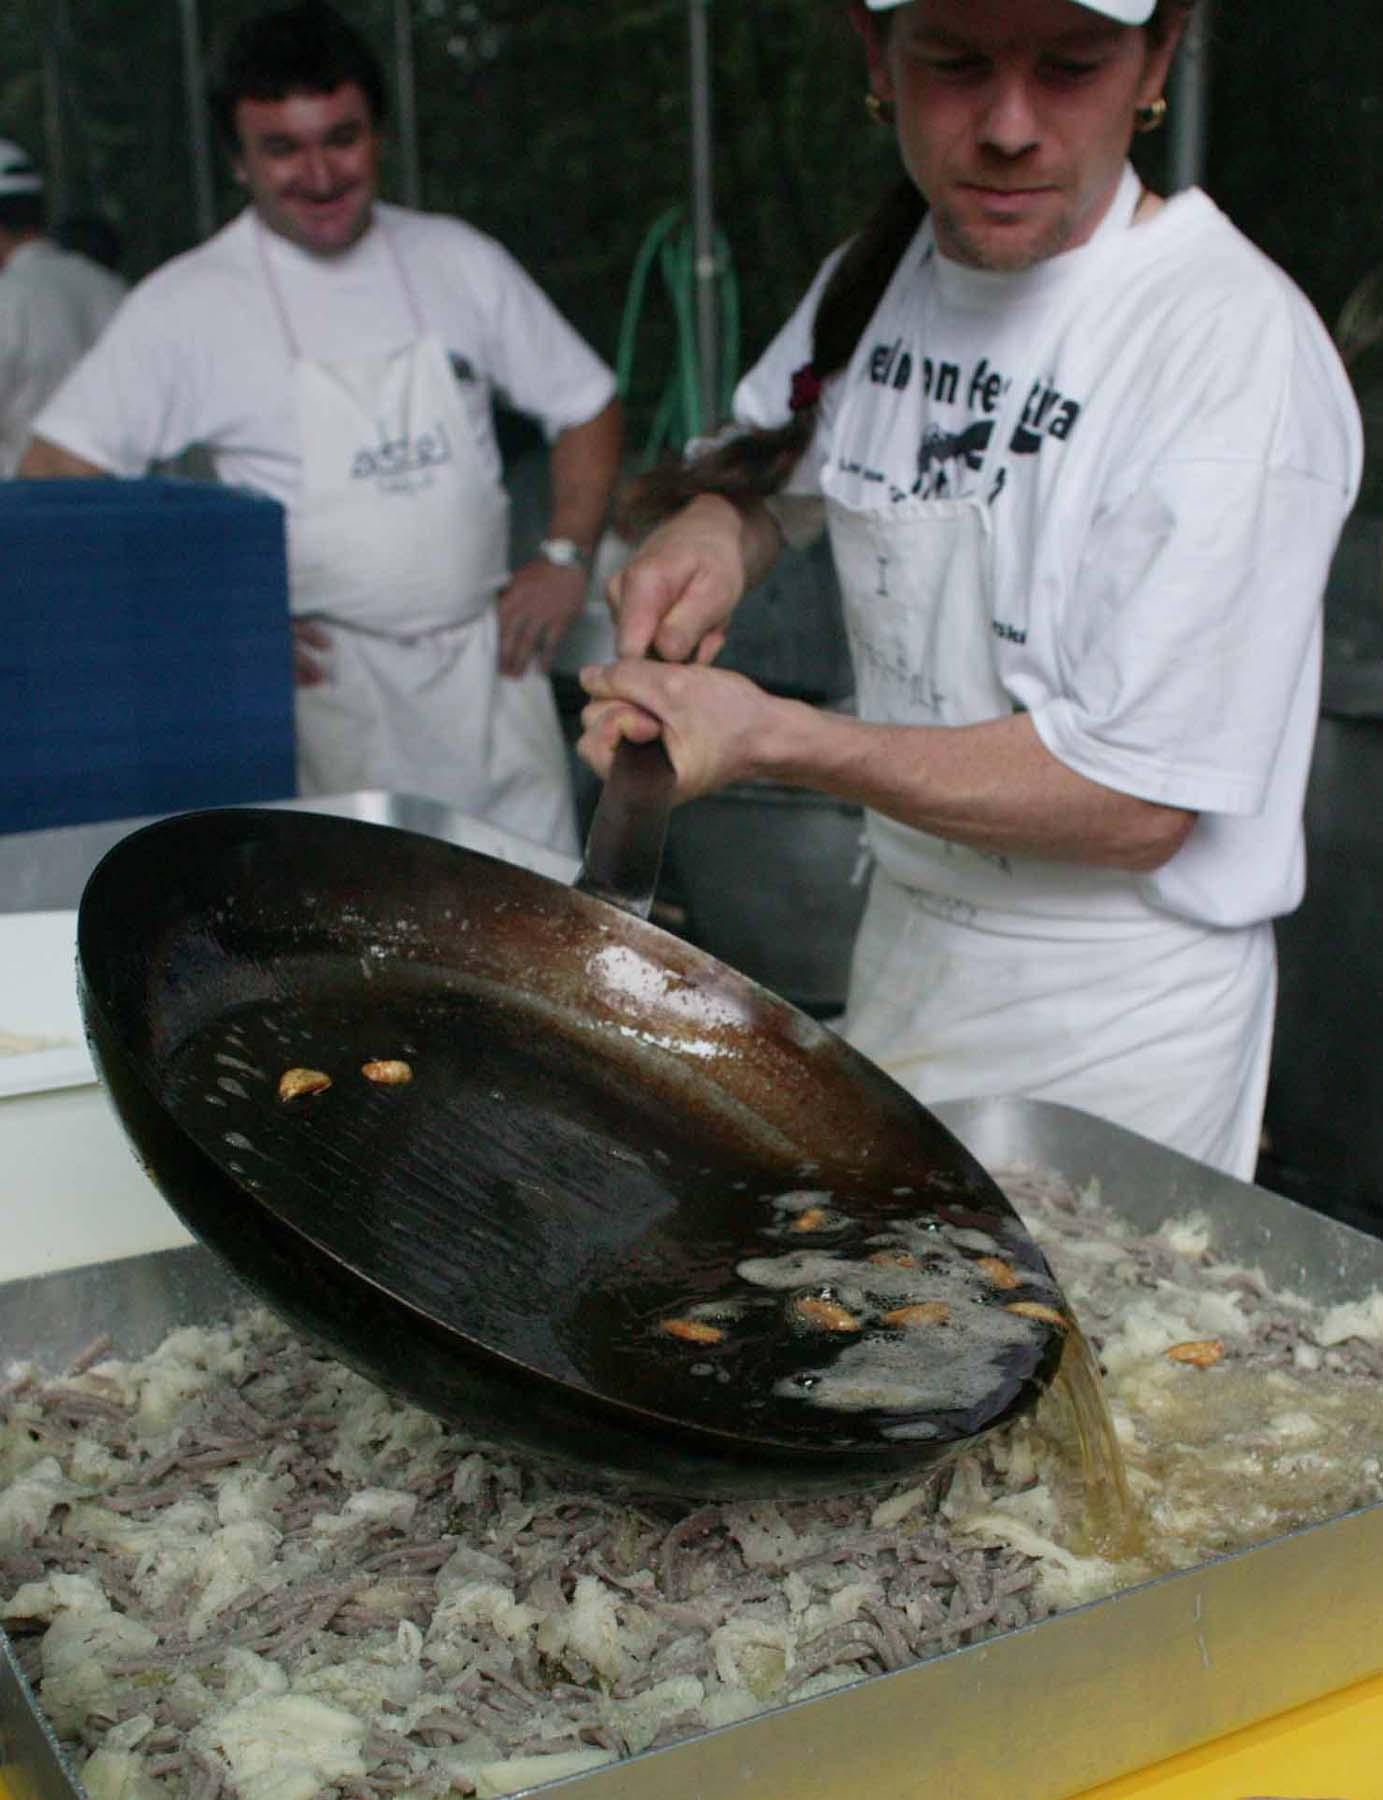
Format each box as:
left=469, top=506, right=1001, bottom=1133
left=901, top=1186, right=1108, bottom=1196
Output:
left=255, top=215, right=303, bottom=360
left=376, top=217, right=427, bottom=337
left=255, top=208, right=426, bottom=362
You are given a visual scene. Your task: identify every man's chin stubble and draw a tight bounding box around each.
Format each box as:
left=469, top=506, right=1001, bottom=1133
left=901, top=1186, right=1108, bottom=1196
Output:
left=935, top=206, right=1079, bottom=274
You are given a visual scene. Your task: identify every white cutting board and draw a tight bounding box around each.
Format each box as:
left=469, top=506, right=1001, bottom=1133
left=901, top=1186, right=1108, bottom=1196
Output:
left=1, top=910, right=196, bottom=1283
left=0, top=910, right=93, bottom=1097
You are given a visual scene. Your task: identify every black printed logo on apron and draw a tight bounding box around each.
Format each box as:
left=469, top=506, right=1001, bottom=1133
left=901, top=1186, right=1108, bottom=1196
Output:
left=350, top=423, right=455, bottom=495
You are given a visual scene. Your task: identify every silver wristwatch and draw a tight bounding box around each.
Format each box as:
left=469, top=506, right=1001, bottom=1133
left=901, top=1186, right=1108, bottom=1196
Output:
left=536, top=536, right=590, bottom=570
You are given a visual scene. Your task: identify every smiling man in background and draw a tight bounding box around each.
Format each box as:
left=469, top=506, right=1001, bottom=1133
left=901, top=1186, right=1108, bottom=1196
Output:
left=21, top=1, right=621, bottom=855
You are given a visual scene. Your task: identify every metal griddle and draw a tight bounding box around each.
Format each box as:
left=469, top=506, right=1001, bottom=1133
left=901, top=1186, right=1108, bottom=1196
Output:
left=3, top=1097, right=1382, bottom=1800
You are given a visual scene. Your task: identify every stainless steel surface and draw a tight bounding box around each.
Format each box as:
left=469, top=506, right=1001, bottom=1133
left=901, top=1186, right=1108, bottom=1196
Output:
left=4, top=1097, right=1383, bottom=1798
left=176, top=0, right=215, bottom=241
left=0, top=1244, right=254, bottom=1370
left=574, top=739, right=675, bottom=919
left=39, top=4, right=70, bottom=216
left=0, top=1627, right=83, bottom=1800
left=1167, top=0, right=1212, bottom=192
left=393, top=0, right=421, bottom=210
left=0, top=790, right=575, bottom=915
left=687, top=0, right=719, bottom=430
left=941, top=1095, right=1383, bottom=1301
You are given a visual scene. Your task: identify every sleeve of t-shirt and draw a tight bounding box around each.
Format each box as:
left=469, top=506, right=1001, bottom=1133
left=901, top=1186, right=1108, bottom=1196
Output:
left=464, top=235, right=615, bottom=440
left=1028, top=303, right=1362, bottom=819
left=31, top=276, right=206, bottom=475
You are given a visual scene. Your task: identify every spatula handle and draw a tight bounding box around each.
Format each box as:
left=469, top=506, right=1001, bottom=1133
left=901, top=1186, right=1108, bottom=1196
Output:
left=573, top=736, right=677, bottom=920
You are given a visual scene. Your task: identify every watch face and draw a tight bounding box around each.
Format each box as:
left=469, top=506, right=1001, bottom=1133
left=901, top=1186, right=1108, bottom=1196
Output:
left=541, top=538, right=585, bottom=569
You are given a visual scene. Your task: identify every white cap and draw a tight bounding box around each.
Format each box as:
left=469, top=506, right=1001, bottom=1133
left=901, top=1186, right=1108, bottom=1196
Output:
left=0, top=139, right=42, bottom=198
left=864, top=0, right=1156, bottom=21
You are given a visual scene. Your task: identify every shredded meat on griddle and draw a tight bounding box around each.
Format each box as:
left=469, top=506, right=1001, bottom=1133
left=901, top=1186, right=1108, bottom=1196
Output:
left=4, top=1165, right=1383, bottom=1799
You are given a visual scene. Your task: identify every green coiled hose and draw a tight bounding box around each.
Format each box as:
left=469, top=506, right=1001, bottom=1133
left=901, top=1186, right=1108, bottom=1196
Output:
left=614, top=206, right=741, bottom=467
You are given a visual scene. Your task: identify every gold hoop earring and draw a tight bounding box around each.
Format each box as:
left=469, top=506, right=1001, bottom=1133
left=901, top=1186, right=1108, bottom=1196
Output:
left=864, top=93, right=895, bottom=126
left=1135, top=96, right=1168, bottom=133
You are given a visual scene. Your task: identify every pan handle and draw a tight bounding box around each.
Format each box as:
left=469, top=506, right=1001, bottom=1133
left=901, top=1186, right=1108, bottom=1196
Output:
left=574, top=736, right=676, bottom=920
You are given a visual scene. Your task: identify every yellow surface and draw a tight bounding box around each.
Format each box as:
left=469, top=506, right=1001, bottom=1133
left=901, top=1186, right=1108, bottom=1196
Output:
left=1070, top=1669, right=1383, bottom=1799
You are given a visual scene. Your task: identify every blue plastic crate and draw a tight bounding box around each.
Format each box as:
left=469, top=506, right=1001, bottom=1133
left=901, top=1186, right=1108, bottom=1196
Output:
left=0, top=478, right=295, bottom=833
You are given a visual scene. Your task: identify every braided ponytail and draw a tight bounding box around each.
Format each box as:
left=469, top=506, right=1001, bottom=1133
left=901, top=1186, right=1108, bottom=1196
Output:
left=616, top=175, right=926, bottom=540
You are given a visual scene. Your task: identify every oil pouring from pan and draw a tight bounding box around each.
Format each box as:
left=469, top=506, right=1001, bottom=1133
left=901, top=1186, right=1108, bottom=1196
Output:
left=601, top=1173, right=1134, bottom=1549
left=76, top=739, right=1077, bottom=1500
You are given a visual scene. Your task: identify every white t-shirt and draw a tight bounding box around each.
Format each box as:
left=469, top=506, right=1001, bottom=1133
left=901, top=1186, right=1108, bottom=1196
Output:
left=0, top=239, right=125, bottom=476
left=734, top=177, right=1363, bottom=930
left=33, top=202, right=615, bottom=506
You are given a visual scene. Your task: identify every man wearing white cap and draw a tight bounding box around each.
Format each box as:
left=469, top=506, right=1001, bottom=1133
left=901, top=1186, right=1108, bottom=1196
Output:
left=0, top=138, right=125, bottom=477
left=579, top=0, right=1363, bottom=1178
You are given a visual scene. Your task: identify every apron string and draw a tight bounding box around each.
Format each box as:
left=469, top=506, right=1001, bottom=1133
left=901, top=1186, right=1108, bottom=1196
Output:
left=377, top=217, right=427, bottom=339
left=255, top=215, right=303, bottom=361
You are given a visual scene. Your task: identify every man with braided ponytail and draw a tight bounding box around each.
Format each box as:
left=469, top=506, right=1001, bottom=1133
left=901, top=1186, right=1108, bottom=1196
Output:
left=580, top=0, right=1361, bottom=1179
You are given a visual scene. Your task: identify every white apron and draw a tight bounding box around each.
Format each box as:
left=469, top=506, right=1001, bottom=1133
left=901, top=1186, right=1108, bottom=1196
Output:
left=259, top=221, right=577, bottom=856
left=827, top=248, right=1275, bottom=1179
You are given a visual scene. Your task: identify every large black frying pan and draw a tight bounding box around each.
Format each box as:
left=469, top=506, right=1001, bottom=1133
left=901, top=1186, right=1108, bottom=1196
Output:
left=76, top=751, right=1068, bottom=1498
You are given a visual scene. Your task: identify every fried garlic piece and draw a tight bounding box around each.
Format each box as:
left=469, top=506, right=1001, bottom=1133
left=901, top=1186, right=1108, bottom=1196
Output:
left=1005, top=1301, right=1068, bottom=1329
left=278, top=1067, right=332, bottom=1102
left=362, top=1059, right=413, bottom=1085
left=868, top=1249, right=918, bottom=1269
left=881, top=1301, right=950, bottom=1327
left=976, top=1255, right=1022, bottom=1290
left=1166, top=1338, right=1226, bottom=1368
left=659, top=1317, right=725, bottom=1345
left=793, top=1295, right=861, bottom=1333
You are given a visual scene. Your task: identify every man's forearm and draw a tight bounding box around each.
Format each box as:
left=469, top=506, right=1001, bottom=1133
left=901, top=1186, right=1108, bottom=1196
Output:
left=754, top=701, right=1196, bottom=872
left=18, top=435, right=109, bottom=479
left=545, top=398, right=623, bottom=554
left=730, top=496, right=782, bottom=590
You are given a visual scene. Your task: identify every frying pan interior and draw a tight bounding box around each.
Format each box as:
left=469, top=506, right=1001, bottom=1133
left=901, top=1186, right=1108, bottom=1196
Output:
left=77, top=808, right=1067, bottom=1496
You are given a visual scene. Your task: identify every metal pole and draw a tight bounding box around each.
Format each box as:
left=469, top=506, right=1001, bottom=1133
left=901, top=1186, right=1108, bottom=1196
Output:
left=40, top=0, right=69, bottom=214
left=177, top=0, right=217, bottom=239
left=1168, top=0, right=1212, bottom=193
left=688, top=0, right=719, bottom=432
left=394, top=0, right=421, bottom=208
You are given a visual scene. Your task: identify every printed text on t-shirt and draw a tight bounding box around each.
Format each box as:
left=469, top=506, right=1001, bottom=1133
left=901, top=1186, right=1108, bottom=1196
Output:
left=863, top=337, right=1084, bottom=501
